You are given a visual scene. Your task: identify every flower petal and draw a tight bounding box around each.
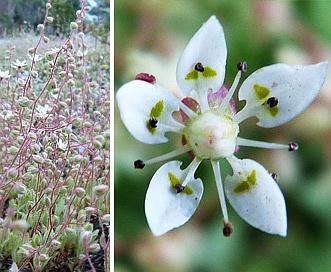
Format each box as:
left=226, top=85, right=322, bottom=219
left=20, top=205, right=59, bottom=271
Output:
left=176, top=16, right=227, bottom=97
left=116, top=80, right=182, bottom=144
left=225, top=157, right=287, bottom=236
left=145, top=161, right=203, bottom=236
left=237, top=62, right=328, bottom=127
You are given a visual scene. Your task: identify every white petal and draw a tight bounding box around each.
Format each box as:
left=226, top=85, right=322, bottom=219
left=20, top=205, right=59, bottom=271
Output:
left=116, top=80, right=182, bottom=144
left=237, top=62, right=328, bottom=127
left=225, top=157, right=287, bottom=236
left=176, top=16, right=227, bottom=97
left=145, top=161, right=203, bottom=236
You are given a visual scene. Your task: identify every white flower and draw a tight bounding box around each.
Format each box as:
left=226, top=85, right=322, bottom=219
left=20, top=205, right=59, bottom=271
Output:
left=0, top=70, right=10, bottom=80
left=57, top=138, right=68, bottom=151
left=116, top=16, right=328, bottom=237
left=12, top=59, right=27, bottom=69
left=28, top=54, right=43, bottom=62
left=35, top=104, right=52, bottom=118
left=0, top=109, right=13, bottom=120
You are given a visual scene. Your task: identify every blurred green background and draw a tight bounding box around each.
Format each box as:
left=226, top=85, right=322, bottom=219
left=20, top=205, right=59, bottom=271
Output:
left=114, top=1, right=331, bottom=271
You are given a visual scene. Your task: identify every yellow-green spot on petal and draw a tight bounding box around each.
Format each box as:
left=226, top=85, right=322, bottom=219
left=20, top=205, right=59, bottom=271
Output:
left=246, top=170, right=256, bottom=186
left=168, top=172, right=180, bottom=188
left=268, top=105, right=279, bottom=117
left=147, top=100, right=164, bottom=134
left=150, top=100, right=164, bottom=118
left=168, top=172, right=194, bottom=195
left=183, top=185, right=193, bottom=195
left=234, top=181, right=250, bottom=193
left=202, top=66, right=217, bottom=78
left=254, top=84, right=270, bottom=100
left=234, top=170, right=257, bottom=194
left=185, top=70, right=198, bottom=80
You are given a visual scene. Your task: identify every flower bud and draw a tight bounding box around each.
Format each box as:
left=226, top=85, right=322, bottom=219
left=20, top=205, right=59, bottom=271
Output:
left=75, top=187, right=86, bottom=197
left=73, top=154, right=83, bottom=163
left=32, top=155, right=44, bottom=164
left=101, top=214, right=111, bottom=222
left=46, top=16, right=53, bottom=23
left=46, top=3, right=52, bottom=9
left=37, top=24, right=44, bottom=31
left=85, top=207, right=97, bottom=215
left=43, top=36, right=50, bottom=44
left=28, top=47, right=36, bottom=54
left=7, top=168, right=18, bottom=179
left=18, top=96, right=33, bottom=107
left=8, top=146, right=19, bottom=155
left=67, top=79, right=75, bottom=86
left=8, top=220, right=29, bottom=231
left=92, top=139, right=102, bottom=150
left=13, top=183, right=27, bottom=195
left=22, top=173, right=32, bottom=181
left=70, top=22, right=78, bottom=30
left=83, top=121, right=92, bottom=128
left=81, top=230, right=92, bottom=245
left=92, top=185, right=109, bottom=197
left=88, top=244, right=100, bottom=252
left=84, top=6, right=91, bottom=12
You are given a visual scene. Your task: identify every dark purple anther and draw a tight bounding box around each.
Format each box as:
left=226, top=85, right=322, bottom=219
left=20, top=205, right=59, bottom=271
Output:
left=135, top=73, right=156, bottom=84
left=194, top=62, right=205, bottom=72
left=175, top=184, right=185, bottom=193
left=149, top=117, right=158, bottom=128
left=267, top=97, right=279, bottom=108
left=288, top=142, right=299, bottom=151
left=237, top=62, right=247, bottom=73
left=134, top=160, right=145, bottom=169
left=271, top=173, right=279, bottom=182
left=223, top=222, right=233, bottom=237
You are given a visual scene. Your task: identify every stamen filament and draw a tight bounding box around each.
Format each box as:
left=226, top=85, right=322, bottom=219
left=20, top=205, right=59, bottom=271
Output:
left=143, top=145, right=192, bottom=165
left=236, top=137, right=289, bottom=149
left=219, top=70, right=241, bottom=113
left=211, top=160, right=229, bottom=223
left=182, top=157, right=202, bottom=186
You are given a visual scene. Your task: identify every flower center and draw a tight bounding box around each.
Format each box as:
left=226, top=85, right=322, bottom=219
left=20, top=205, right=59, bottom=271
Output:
left=183, top=110, right=239, bottom=160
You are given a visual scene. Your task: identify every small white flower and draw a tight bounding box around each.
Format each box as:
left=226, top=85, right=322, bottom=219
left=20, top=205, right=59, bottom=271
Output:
left=116, top=16, right=328, bottom=237
left=57, top=138, right=68, bottom=151
left=35, top=104, right=52, bottom=118
left=0, top=109, right=13, bottom=120
left=28, top=54, right=43, bottom=62
left=12, top=59, right=27, bottom=69
left=0, top=70, right=10, bottom=80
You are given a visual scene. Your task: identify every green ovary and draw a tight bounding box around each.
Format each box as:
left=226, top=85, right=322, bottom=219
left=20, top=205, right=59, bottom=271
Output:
left=184, top=110, right=239, bottom=160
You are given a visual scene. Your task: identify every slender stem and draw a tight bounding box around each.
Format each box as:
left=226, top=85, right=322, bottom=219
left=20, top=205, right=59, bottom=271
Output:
left=211, top=160, right=229, bottom=223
